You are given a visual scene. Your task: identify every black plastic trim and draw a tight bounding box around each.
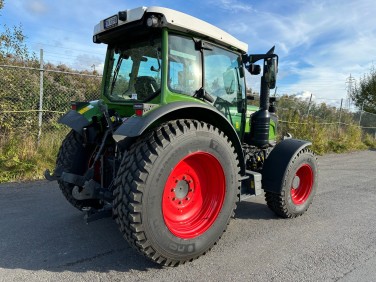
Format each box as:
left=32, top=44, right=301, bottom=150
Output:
left=262, top=139, right=312, bottom=193
left=58, top=110, right=90, bottom=135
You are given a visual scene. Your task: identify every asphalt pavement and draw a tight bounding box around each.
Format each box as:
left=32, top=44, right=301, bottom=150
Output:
left=0, top=150, right=376, bottom=281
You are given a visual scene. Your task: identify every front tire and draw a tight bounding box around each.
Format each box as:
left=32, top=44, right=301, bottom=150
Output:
left=113, top=120, right=240, bottom=266
left=265, top=148, right=318, bottom=218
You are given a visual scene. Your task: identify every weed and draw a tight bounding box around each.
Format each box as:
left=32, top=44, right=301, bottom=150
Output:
left=0, top=129, right=68, bottom=182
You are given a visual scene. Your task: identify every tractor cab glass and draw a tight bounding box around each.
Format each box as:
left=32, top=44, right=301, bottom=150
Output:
left=203, top=44, right=245, bottom=110
left=168, top=34, right=245, bottom=113
left=168, top=34, right=245, bottom=133
left=168, top=35, right=202, bottom=96
left=105, top=37, right=162, bottom=102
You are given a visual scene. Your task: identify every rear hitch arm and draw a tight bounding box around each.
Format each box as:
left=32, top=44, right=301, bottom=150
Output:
left=44, top=165, right=64, bottom=181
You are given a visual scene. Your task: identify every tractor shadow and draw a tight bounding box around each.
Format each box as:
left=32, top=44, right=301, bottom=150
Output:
left=234, top=199, right=278, bottom=220
left=0, top=181, right=161, bottom=274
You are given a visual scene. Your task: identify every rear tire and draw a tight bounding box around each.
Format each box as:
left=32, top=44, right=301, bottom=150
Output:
left=113, top=120, right=240, bottom=266
left=56, top=130, right=102, bottom=211
left=265, top=148, right=318, bottom=218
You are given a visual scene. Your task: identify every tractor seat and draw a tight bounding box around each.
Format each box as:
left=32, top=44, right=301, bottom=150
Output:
left=134, top=76, right=159, bottom=101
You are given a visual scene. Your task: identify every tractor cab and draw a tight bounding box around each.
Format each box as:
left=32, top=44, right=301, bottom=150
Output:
left=93, top=7, right=252, bottom=137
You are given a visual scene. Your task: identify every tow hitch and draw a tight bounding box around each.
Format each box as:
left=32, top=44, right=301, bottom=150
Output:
left=45, top=167, right=114, bottom=223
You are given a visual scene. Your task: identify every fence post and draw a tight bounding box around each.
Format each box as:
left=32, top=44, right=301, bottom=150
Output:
left=307, top=93, right=313, bottom=116
left=337, top=98, right=343, bottom=135
left=37, top=49, right=44, bottom=145
left=359, top=101, right=364, bottom=126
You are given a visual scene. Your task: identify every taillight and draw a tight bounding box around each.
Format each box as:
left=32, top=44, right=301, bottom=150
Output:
left=134, top=104, right=144, bottom=117
left=71, top=102, right=77, bottom=111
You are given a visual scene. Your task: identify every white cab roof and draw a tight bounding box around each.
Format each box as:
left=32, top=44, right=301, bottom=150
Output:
left=94, top=6, right=248, bottom=53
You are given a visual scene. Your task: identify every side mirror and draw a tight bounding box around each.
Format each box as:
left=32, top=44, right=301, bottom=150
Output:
left=265, top=57, right=278, bottom=89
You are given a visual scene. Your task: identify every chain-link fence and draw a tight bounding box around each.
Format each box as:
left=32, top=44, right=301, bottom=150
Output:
left=0, top=63, right=101, bottom=140
left=1, top=61, right=376, bottom=146
left=276, top=97, right=376, bottom=136
left=1, top=58, right=376, bottom=182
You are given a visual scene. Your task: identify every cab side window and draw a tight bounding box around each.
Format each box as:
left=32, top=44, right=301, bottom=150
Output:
left=168, top=35, right=202, bottom=95
left=204, top=45, right=245, bottom=106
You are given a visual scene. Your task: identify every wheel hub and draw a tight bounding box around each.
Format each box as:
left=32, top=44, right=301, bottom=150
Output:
left=292, top=175, right=301, bottom=189
left=174, top=178, right=191, bottom=199
left=168, top=175, right=194, bottom=207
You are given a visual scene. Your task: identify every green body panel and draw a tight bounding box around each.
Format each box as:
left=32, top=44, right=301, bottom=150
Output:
left=269, top=119, right=276, bottom=141
left=74, top=100, right=103, bottom=122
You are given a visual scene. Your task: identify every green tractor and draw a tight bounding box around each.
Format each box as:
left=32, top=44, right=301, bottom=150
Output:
left=45, top=6, right=318, bottom=266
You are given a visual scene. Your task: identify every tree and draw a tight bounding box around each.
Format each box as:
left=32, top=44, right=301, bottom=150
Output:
left=351, top=66, right=376, bottom=114
left=0, top=0, right=34, bottom=64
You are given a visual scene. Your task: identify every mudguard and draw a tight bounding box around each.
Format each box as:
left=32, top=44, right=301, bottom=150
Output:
left=58, top=110, right=91, bottom=134
left=262, top=139, right=312, bottom=193
left=113, top=101, right=246, bottom=174
left=58, top=100, right=103, bottom=134
left=114, top=101, right=228, bottom=138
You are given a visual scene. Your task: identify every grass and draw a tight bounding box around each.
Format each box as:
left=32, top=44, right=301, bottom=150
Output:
left=0, top=129, right=68, bottom=182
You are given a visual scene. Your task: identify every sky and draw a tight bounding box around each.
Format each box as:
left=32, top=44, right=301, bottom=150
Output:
left=1, top=0, right=376, bottom=108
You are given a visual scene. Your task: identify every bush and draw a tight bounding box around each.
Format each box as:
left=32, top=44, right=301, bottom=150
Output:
left=0, top=129, right=68, bottom=182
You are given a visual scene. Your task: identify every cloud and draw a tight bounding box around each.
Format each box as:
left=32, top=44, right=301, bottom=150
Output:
left=26, top=0, right=48, bottom=15
left=235, top=0, right=376, bottom=104
left=73, top=54, right=104, bottom=72
left=295, top=91, right=315, bottom=101
left=210, top=0, right=253, bottom=13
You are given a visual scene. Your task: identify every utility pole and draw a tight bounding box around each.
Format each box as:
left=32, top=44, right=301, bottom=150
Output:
left=346, top=74, right=355, bottom=110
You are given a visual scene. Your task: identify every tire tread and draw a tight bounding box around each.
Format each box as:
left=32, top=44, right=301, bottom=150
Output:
left=113, top=119, right=240, bottom=266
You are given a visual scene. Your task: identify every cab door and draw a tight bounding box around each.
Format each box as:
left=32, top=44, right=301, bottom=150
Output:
left=203, top=44, right=246, bottom=138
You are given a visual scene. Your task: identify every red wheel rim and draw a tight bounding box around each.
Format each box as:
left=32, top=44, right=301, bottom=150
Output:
left=290, top=164, right=313, bottom=205
left=162, top=152, right=226, bottom=239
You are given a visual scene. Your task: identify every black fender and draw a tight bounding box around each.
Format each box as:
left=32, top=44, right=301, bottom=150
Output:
left=58, top=110, right=91, bottom=134
left=262, top=139, right=312, bottom=193
left=113, top=101, right=246, bottom=174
